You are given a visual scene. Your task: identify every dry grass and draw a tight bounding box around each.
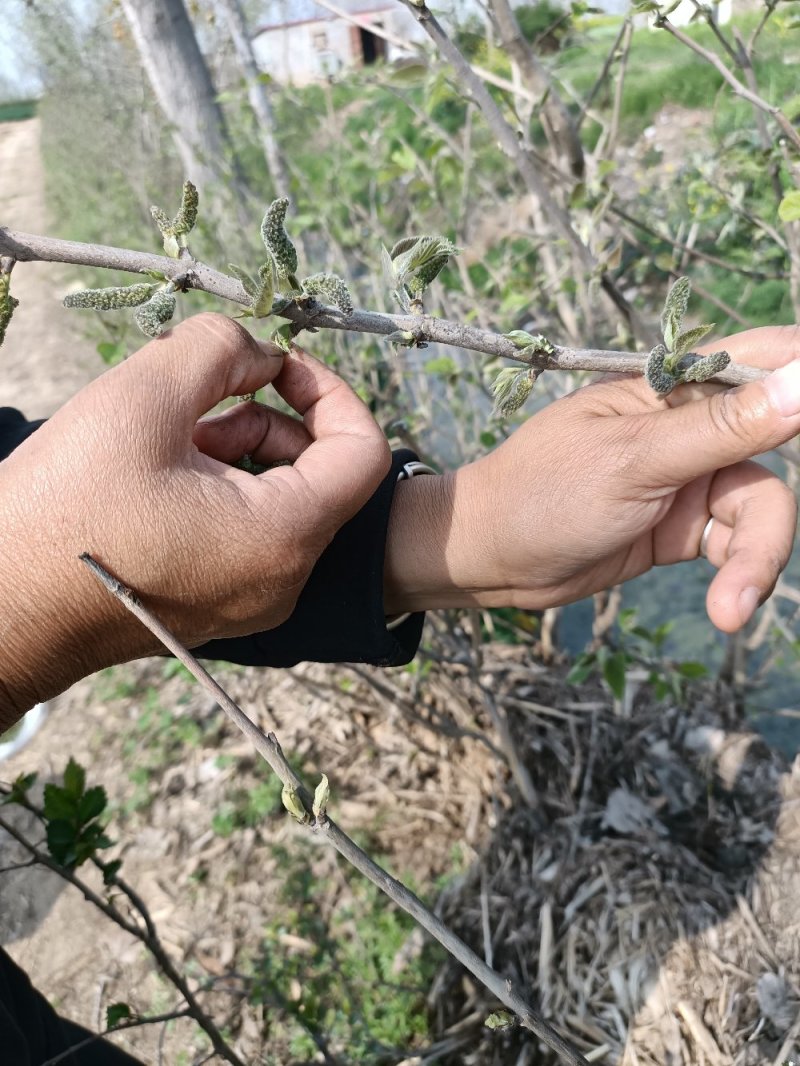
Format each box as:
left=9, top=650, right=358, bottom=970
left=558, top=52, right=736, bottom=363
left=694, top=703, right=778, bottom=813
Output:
left=1, top=622, right=799, bottom=1065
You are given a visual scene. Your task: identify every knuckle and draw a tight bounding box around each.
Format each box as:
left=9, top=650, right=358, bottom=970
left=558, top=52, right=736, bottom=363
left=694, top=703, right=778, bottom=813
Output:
left=181, top=312, right=256, bottom=353
left=708, top=389, right=763, bottom=446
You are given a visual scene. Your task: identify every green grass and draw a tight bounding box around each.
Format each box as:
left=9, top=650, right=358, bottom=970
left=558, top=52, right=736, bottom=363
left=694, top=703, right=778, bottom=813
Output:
left=0, top=99, right=38, bottom=122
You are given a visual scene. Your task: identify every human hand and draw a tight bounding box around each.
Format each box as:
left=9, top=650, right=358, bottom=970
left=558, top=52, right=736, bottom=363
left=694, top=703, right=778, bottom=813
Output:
left=385, top=325, right=800, bottom=633
left=0, top=314, right=389, bottom=725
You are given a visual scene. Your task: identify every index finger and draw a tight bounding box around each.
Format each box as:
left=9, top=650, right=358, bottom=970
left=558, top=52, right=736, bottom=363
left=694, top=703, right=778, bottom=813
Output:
left=697, top=324, right=800, bottom=371
left=264, top=345, right=391, bottom=531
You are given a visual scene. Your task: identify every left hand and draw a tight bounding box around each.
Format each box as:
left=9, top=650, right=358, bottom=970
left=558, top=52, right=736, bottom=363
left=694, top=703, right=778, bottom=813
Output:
left=385, top=325, right=800, bottom=632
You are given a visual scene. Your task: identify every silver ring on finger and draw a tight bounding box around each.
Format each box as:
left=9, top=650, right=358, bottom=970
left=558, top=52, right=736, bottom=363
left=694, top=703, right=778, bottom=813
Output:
left=699, top=516, right=715, bottom=559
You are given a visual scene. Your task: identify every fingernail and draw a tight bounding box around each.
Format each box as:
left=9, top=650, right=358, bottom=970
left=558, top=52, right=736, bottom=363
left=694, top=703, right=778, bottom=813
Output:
left=738, top=586, right=760, bottom=623
left=258, top=341, right=286, bottom=358
left=764, top=360, right=800, bottom=417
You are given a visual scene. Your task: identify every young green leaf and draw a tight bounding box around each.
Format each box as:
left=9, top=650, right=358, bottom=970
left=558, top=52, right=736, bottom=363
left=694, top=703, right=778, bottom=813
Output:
left=253, top=260, right=276, bottom=318
left=778, top=190, right=800, bottom=223
left=672, top=323, right=714, bottom=359
left=63, top=758, right=86, bottom=799
left=661, top=276, right=691, bottom=351
left=106, top=1003, right=133, bottom=1029
left=228, top=263, right=259, bottom=300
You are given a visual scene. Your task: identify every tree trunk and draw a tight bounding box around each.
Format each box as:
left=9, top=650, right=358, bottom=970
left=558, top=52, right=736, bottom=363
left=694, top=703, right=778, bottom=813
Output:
left=488, top=0, right=584, bottom=179
left=216, top=0, right=291, bottom=200
left=120, top=0, right=232, bottom=193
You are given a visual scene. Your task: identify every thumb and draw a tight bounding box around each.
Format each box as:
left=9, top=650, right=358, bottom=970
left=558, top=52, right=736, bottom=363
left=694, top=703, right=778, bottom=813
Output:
left=126, top=313, right=285, bottom=433
left=642, top=359, right=800, bottom=487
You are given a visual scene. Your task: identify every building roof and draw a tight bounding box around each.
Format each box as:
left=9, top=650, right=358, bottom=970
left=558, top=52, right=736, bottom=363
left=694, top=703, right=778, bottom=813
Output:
left=254, top=0, right=393, bottom=32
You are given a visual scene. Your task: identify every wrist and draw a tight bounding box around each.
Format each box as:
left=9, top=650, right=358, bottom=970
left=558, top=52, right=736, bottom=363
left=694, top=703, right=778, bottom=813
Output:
left=0, top=462, right=142, bottom=729
left=383, top=462, right=511, bottom=613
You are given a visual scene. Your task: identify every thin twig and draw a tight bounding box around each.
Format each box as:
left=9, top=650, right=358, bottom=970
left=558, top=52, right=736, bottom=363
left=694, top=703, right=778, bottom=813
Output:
left=39, top=1010, right=193, bottom=1066
left=654, top=15, right=800, bottom=153
left=395, top=0, right=650, bottom=343
left=80, top=553, right=591, bottom=1066
left=0, top=809, right=244, bottom=1066
left=0, top=228, right=765, bottom=388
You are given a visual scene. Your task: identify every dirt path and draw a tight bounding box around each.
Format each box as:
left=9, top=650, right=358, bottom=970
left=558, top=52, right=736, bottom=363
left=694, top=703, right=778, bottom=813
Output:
left=0, top=118, right=101, bottom=417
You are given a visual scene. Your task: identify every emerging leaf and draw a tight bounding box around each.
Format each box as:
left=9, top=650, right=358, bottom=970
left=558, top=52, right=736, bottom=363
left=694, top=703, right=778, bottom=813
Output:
left=390, top=235, right=457, bottom=299
left=485, top=1010, right=515, bottom=1030
left=672, top=322, right=714, bottom=359
left=492, top=367, right=536, bottom=416
left=281, top=783, right=310, bottom=823
left=312, top=773, right=330, bottom=817
left=660, top=276, right=691, bottom=351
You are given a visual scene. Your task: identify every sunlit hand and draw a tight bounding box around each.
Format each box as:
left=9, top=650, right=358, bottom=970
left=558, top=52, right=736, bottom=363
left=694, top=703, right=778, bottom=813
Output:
left=385, top=325, right=800, bottom=633
left=0, top=314, right=389, bottom=725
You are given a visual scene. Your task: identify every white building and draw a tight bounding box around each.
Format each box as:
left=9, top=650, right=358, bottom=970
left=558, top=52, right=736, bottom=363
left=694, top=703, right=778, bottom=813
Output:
left=251, top=0, right=425, bottom=86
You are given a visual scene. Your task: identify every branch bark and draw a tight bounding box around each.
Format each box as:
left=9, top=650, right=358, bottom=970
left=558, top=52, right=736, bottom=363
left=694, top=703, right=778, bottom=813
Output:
left=0, top=228, right=764, bottom=389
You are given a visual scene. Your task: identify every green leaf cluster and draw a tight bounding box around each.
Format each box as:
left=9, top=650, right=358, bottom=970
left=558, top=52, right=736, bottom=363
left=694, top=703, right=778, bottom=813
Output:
left=567, top=608, right=708, bottom=705
left=42, top=757, right=113, bottom=869
left=382, top=234, right=457, bottom=311
left=645, top=277, right=729, bottom=395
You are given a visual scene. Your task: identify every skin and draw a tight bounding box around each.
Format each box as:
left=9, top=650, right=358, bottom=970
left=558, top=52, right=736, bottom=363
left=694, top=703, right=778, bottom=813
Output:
left=385, top=325, right=800, bottom=633
left=0, top=315, right=799, bottom=728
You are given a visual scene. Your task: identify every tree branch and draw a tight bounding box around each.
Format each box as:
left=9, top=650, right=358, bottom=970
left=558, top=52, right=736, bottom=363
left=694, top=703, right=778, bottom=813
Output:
left=80, top=553, right=595, bottom=1066
left=0, top=807, right=245, bottom=1066
left=39, top=1010, right=193, bottom=1066
left=655, top=15, right=800, bottom=153
left=0, top=227, right=764, bottom=388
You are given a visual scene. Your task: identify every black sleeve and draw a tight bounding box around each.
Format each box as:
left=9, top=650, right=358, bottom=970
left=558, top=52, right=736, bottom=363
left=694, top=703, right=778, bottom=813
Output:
left=0, top=409, right=424, bottom=669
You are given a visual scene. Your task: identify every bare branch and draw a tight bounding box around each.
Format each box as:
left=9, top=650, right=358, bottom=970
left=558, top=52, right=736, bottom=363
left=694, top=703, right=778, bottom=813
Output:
left=80, top=553, right=594, bottom=1066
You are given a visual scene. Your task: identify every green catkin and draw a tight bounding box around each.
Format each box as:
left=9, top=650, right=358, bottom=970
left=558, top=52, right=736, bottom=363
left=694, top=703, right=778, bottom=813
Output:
left=64, top=283, right=158, bottom=311
left=0, top=273, right=18, bottom=348
left=261, top=198, right=298, bottom=280
left=301, top=273, right=354, bottom=314
left=644, top=344, right=676, bottom=395
left=134, top=290, right=176, bottom=337
left=173, top=180, right=198, bottom=235
left=683, top=350, right=730, bottom=384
